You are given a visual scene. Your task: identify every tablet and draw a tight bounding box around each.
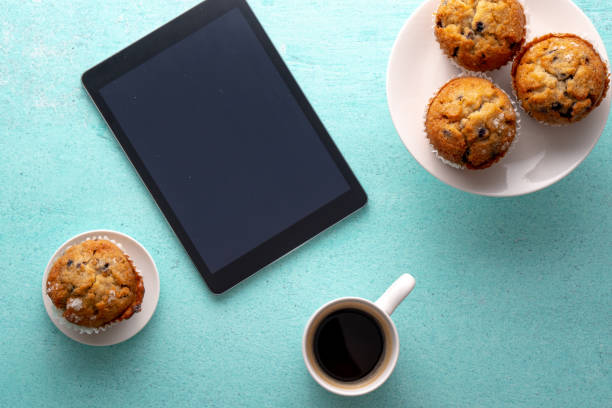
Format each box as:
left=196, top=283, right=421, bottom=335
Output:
left=82, top=0, right=367, bottom=293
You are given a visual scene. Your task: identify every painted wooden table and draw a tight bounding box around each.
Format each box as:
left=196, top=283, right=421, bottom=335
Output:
left=1, top=1, right=610, bottom=406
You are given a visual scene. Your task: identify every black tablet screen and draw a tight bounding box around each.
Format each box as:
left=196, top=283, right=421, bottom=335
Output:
left=99, top=8, right=350, bottom=273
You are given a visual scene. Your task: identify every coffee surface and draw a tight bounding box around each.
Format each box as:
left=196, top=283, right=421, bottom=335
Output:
left=313, top=309, right=384, bottom=382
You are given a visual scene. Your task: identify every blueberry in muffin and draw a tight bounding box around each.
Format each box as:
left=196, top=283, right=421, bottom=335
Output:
left=435, top=0, right=526, bottom=72
left=425, top=77, right=518, bottom=170
left=512, top=33, right=609, bottom=125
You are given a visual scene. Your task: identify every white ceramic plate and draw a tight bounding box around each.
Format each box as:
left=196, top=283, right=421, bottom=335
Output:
left=387, top=0, right=611, bottom=197
left=42, top=230, right=160, bottom=346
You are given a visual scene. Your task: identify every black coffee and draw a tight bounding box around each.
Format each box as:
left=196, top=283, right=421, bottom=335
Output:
left=313, top=308, right=384, bottom=382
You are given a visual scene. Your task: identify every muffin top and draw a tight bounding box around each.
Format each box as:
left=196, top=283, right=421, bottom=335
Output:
left=512, top=34, right=609, bottom=125
left=46, top=239, right=144, bottom=328
left=425, top=77, right=517, bottom=170
left=435, top=0, right=526, bottom=71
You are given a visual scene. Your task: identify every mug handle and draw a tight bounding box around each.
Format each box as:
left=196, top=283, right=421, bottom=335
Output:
left=374, top=274, right=416, bottom=315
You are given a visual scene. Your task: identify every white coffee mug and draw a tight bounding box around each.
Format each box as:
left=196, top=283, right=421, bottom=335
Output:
left=302, top=274, right=416, bottom=396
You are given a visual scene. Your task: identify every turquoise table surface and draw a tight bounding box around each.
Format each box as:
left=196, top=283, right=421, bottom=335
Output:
left=1, top=0, right=611, bottom=406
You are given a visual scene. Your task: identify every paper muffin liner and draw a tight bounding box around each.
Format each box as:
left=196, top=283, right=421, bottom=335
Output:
left=423, top=71, right=522, bottom=170
left=511, top=32, right=611, bottom=127
left=432, top=0, right=530, bottom=74
left=45, top=234, right=144, bottom=335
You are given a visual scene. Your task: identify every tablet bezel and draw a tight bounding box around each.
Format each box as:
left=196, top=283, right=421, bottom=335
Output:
left=82, top=0, right=367, bottom=294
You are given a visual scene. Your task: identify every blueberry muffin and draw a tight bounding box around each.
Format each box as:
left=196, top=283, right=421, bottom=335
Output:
left=435, top=0, right=526, bottom=72
left=425, top=77, right=517, bottom=169
left=46, top=240, right=144, bottom=328
left=512, top=34, right=609, bottom=125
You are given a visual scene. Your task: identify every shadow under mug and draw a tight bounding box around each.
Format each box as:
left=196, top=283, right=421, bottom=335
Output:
left=302, top=274, right=416, bottom=396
